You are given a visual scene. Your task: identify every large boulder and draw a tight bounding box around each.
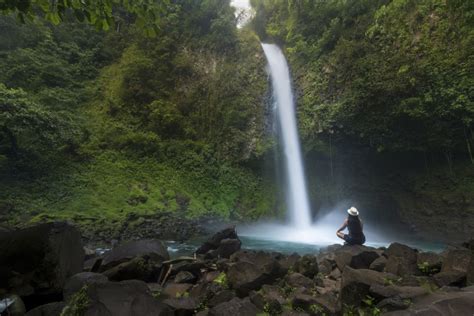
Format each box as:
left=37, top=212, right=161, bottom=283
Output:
left=208, top=297, right=259, bottom=316
left=227, top=250, right=282, bottom=296
left=62, top=279, right=173, bottom=316
left=162, top=297, right=199, bottom=316
left=63, top=272, right=108, bottom=300
left=433, top=271, right=466, bottom=287
left=195, top=227, right=241, bottom=259
left=340, top=266, right=398, bottom=307
left=0, top=222, right=84, bottom=296
left=102, top=256, right=161, bottom=282
left=285, top=273, right=314, bottom=289
left=334, top=245, right=380, bottom=270
left=384, top=243, right=418, bottom=276
left=100, top=239, right=169, bottom=271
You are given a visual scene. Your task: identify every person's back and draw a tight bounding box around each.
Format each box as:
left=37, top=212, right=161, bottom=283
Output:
left=346, top=214, right=365, bottom=245
left=336, top=207, right=366, bottom=245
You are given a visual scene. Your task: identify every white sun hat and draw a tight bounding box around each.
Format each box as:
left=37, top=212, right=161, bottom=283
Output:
left=347, top=207, right=359, bottom=216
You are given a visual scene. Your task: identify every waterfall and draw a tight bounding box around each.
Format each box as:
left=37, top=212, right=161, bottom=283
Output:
left=262, top=43, right=312, bottom=228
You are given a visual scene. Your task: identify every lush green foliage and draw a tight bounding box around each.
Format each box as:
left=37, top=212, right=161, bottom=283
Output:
left=253, top=0, right=474, bottom=158
left=0, top=0, right=169, bottom=36
left=0, top=1, right=276, bottom=227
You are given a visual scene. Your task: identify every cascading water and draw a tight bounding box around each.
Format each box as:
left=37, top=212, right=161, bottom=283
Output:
left=262, top=43, right=312, bottom=228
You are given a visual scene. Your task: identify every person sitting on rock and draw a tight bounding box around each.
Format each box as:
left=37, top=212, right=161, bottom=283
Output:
left=336, top=207, right=366, bottom=245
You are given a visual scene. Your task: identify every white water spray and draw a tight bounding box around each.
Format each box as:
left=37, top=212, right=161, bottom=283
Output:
left=262, top=43, right=312, bottom=228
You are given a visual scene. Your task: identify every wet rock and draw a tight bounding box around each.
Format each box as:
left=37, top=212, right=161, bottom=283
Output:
left=340, top=266, right=397, bottom=307
left=294, top=254, right=319, bottom=278
left=208, top=289, right=237, bottom=307
left=64, top=279, right=172, bottom=316
left=26, top=302, right=66, bottom=316
left=286, top=273, right=314, bottom=288
left=189, top=282, right=225, bottom=303
left=100, top=239, right=169, bottom=271
left=376, top=296, right=411, bottom=312
left=291, top=293, right=339, bottom=315
left=102, top=256, right=161, bottom=282
left=162, top=283, right=193, bottom=298
left=163, top=297, right=199, bottom=316
left=433, top=271, right=466, bottom=287
left=384, top=243, right=418, bottom=276
left=172, top=260, right=207, bottom=277
left=63, top=272, right=108, bottom=300
left=205, top=238, right=242, bottom=259
left=369, top=256, right=387, bottom=272
left=0, top=222, right=84, bottom=297
left=196, top=227, right=240, bottom=259
left=334, top=245, right=380, bottom=270
left=227, top=250, right=282, bottom=296
left=227, top=261, right=272, bottom=296
left=208, top=297, right=258, bottom=316
left=175, top=271, right=197, bottom=284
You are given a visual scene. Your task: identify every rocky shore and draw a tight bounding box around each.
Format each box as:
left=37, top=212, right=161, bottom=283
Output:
left=1, top=222, right=473, bottom=315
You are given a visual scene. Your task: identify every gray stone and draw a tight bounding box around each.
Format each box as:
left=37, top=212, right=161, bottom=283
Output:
left=385, top=243, right=419, bottom=276
left=63, top=272, right=108, bottom=300
left=433, top=271, right=466, bottom=287
left=208, top=297, right=259, bottom=316
left=100, top=239, right=169, bottom=271
left=370, top=256, right=387, bottom=272
left=340, top=266, right=397, bottom=307
left=64, top=279, right=173, bottom=316
left=334, top=245, right=380, bottom=270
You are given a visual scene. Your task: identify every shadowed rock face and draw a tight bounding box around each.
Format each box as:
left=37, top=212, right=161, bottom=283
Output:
left=101, top=239, right=170, bottom=271
left=67, top=279, right=173, bottom=316
left=195, top=227, right=241, bottom=259
left=0, top=222, right=84, bottom=298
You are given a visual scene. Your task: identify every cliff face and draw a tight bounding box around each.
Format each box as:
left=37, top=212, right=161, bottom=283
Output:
left=303, top=146, right=474, bottom=242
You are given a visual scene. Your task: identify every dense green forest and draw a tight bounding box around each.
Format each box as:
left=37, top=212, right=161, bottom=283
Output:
left=0, top=1, right=276, bottom=234
left=1, top=0, right=473, bottom=239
